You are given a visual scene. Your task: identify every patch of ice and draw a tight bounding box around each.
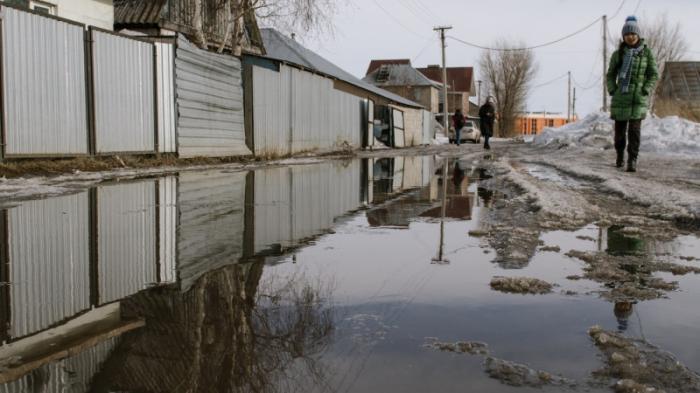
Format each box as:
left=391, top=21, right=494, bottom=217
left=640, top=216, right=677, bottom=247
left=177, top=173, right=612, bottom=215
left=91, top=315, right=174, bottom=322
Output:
left=534, top=112, right=700, bottom=157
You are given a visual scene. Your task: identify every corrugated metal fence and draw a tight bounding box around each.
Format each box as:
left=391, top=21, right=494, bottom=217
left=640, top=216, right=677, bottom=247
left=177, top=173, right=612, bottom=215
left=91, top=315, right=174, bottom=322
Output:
left=0, top=7, right=88, bottom=157
left=251, top=64, right=363, bottom=156
left=0, top=5, right=180, bottom=158
left=91, top=28, right=155, bottom=154
left=175, top=35, right=251, bottom=158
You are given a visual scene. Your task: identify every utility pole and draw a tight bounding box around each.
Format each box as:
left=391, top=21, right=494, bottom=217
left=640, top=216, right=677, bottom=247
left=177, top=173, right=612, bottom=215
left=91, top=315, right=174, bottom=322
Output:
left=435, top=26, right=452, bottom=131
left=572, top=87, right=577, bottom=121
left=603, top=14, right=608, bottom=112
left=567, top=71, right=571, bottom=122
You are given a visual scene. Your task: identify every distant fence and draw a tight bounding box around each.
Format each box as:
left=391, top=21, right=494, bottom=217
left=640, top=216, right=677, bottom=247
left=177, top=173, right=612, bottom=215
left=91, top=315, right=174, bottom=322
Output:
left=250, top=63, right=363, bottom=156
left=0, top=5, right=178, bottom=158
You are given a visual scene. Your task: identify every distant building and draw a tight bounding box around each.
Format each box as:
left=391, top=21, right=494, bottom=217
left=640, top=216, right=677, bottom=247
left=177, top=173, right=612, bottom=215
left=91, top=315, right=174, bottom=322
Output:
left=1, top=0, right=114, bottom=30
left=363, top=59, right=441, bottom=113
left=655, top=61, right=700, bottom=122
left=416, top=65, right=476, bottom=115
left=515, top=112, right=575, bottom=135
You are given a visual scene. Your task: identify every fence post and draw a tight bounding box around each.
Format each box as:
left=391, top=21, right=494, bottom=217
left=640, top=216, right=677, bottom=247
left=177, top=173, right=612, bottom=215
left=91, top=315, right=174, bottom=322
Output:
left=85, top=27, right=96, bottom=156
left=153, top=43, right=159, bottom=154
left=0, top=6, right=6, bottom=161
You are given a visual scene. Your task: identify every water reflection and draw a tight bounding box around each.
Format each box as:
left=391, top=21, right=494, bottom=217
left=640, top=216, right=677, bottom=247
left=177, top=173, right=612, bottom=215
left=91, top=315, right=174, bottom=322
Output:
left=0, top=156, right=464, bottom=389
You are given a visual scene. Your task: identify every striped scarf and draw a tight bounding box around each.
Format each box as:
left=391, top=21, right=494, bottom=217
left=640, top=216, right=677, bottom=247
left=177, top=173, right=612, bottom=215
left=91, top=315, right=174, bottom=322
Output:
left=618, top=45, right=644, bottom=94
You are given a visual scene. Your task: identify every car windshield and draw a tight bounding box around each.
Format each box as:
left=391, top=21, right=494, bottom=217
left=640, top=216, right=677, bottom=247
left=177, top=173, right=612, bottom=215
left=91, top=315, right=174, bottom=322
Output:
left=465, top=121, right=474, bottom=127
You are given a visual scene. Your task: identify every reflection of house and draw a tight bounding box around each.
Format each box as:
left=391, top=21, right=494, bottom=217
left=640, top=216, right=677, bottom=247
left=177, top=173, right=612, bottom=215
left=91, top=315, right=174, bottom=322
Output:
left=3, top=0, right=115, bottom=30
left=114, top=0, right=265, bottom=54
left=655, top=62, right=700, bottom=121
left=363, top=59, right=441, bottom=113
left=515, top=112, right=574, bottom=135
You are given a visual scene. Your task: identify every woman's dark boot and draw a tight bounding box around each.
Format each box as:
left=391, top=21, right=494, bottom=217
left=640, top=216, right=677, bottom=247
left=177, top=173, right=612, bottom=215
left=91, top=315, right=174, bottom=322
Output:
left=616, top=152, right=624, bottom=168
left=626, top=159, right=637, bottom=173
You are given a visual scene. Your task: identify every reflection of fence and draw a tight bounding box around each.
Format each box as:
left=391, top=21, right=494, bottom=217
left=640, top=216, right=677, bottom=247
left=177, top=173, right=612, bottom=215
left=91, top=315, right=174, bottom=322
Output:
left=0, top=177, right=176, bottom=342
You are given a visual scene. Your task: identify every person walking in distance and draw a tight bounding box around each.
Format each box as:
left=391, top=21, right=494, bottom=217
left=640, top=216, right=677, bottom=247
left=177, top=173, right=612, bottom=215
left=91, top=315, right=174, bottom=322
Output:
left=607, top=16, right=659, bottom=172
left=452, top=109, right=465, bottom=146
left=479, top=97, right=496, bottom=150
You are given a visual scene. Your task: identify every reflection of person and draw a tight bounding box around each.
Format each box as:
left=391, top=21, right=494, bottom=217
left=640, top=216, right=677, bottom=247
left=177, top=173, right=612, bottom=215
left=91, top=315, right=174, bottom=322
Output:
left=452, top=109, right=466, bottom=146
left=614, top=301, right=635, bottom=332
left=606, top=16, right=659, bottom=172
left=452, top=161, right=465, bottom=189
left=479, top=97, right=496, bottom=150
left=607, top=225, right=645, bottom=256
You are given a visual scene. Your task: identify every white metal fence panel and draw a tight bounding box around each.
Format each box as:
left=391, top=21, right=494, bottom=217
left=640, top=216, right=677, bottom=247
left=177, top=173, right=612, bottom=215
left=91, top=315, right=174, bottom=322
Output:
left=98, top=181, right=157, bottom=304
left=330, top=90, right=363, bottom=148
left=177, top=170, right=247, bottom=291
left=1, top=7, right=88, bottom=156
left=422, top=110, right=432, bottom=145
left=7, top=192, right=90, bottom=339
left=254, top=167, right=292, bottom=253
left=291, top=68, right=333, bottom=153
left=156, top=42, right=177, bottom=153
left=159, top=176, right=178, bottom=284
left=252, top=64, right=292, bottom=156
left=175, top=35, right=251, bottom=158
left=403, top=107, right=423, bottom=147
left=92, top=29, right=155, bottom=154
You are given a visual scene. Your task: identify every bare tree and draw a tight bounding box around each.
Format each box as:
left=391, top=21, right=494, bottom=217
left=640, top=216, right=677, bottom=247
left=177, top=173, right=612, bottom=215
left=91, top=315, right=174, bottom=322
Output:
left=479, top=41, right=538, bottom=137
left=190, top=0, right=341, bottom=53
left=640, top=13, right=688, bottom=76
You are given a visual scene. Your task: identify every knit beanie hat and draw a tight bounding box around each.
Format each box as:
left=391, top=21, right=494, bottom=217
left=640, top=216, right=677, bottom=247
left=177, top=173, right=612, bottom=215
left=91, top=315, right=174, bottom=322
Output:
left=622, top=16, right=641, bottom=37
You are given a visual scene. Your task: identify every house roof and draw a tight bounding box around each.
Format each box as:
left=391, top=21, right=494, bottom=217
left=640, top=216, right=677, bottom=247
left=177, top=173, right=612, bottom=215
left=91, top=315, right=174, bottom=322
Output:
left=259, top=29, right=423, bottom=108
left=658, top=62, right=700, bottom=101
left=114, top=0, right=167, bottom=25
left=362, top=64, right=441, bottom=88
left=366, top=59, right=411, bottom=76
left=417, top=66, right=476, bottom=95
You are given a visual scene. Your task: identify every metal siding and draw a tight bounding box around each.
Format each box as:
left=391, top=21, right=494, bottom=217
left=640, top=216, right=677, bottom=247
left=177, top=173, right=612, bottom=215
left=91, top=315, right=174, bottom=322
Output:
left=2, top=7, right=88, bottom=156
left=422, top=110, right=432, bottom=145
left=156, top=42, right=177, bottom=153
left=252, top=64, right=291, bottom=156
left=159, top=176, right=178, bottom=284
left=177, top=171, right=247, bottom=291
left=175, top=35, right=251, bottom=158
left=92, top=30, right=155, bottom=153
left=253, top=167, right=292, bottom=252
left=98, top=181, right=157, bottom=304
left=7, top=192, right=90, bottom=339
left=403, top=107, right=423, bottom=147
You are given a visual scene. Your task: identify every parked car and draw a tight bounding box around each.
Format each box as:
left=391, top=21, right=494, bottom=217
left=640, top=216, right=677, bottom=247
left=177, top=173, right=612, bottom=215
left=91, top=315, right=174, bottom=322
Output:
left=448, top=120, right=482, bottom=143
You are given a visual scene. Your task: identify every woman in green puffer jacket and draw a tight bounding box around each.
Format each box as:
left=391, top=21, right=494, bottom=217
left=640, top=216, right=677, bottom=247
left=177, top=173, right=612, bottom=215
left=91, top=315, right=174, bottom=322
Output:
left=606, top=16, right=659, bottom=173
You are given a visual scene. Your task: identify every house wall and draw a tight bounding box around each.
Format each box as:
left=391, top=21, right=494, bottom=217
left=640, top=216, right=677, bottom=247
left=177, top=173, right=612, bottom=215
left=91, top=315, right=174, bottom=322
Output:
left=516, top=115, right=573, bottom=135
left=56, top=0, right=114, bottom=30
left=381, top=86, right=435, bottom=112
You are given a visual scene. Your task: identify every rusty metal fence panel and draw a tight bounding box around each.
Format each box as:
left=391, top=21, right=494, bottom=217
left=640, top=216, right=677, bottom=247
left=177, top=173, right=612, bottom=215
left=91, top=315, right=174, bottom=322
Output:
left=91, top=28, right=155, bottom=154
left=0, top=6, right=88, bottom=156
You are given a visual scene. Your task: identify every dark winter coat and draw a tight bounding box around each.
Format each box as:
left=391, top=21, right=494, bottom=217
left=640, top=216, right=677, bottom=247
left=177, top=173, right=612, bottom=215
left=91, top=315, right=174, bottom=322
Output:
left=606, top=39, right=659, bottom=121
left=453, top=112, right=465, bottom=129
left=479, top=103, right=496, bottom=136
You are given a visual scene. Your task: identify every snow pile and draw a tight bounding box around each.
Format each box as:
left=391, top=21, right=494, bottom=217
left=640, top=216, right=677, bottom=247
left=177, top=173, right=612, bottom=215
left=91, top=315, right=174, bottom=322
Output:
left=534, top=112, right=700, bottom=156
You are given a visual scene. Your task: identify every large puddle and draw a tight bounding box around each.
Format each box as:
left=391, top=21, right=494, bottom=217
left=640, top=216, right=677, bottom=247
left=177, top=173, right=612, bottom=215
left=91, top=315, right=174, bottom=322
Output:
left=0, top=155, right=698, bottom=392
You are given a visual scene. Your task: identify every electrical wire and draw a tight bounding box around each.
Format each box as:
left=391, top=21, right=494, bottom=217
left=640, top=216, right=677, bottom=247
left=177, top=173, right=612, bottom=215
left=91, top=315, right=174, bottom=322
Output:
left=634, top=0, right=643, bottom=15
left=609, top=0, right=627, bottom=20
left=446, top=0, right=626, bottom=52
left=412, top=38, right=437, bottom=62
left=369, top=0, right=430, bottom=39
left=531, top=72, right=569, bottom=90
left=447, top=17, right=601, bottom=52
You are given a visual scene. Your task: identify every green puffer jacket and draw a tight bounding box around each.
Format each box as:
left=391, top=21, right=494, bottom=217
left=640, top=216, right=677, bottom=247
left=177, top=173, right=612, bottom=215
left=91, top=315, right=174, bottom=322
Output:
left=606, top=40, right=659, bottom=121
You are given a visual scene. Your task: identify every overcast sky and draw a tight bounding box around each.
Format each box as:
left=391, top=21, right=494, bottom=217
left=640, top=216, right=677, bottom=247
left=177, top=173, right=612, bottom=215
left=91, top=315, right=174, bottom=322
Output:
left=300, top=0, right=700, bottom=116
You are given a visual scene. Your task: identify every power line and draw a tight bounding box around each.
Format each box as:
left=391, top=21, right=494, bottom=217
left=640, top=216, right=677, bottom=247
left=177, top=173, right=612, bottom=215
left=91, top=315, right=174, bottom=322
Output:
left=609, top=0, right=627, bottom=20
left=392, top=0, right=435, bottom=28
left=369, top=0, right=430, bottom=39
left=573, top=74, right=603, bottom=90
left=412, top=38, right=437, bottom=62
left=531, top=72, right=569, bottom=90
left=634, top=0, right=643, bottom=14
left=447, top=17, right=601, bottom=51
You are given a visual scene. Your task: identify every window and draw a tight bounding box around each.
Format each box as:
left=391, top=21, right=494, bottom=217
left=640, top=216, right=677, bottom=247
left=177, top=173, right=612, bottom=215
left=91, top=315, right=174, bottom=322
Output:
left=548, top=119, right=554, bottom=127
left=531, top=119, right=537, bottom=132
left=30, top=0, right=56, bottom=15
